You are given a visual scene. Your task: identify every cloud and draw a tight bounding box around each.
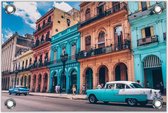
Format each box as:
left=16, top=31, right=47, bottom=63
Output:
left=3, top=2, right=41, bottom=29
left=2, top=29, right=13, bottom=44
left=53, top=2, right=72, bottom=12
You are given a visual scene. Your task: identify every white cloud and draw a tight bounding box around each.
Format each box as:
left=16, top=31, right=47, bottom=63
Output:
left=3, top=2, right=41, bottom=29
left=2, top=29, right=13, bottom=44
left=53, top=2, right=72, bottom=12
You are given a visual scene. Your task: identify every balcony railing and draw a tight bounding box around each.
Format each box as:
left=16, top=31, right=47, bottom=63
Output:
left=30, top=61, right=50, bottom=69
left=49, top=55, right=77, bottom=66
left=137, top=35, right=158, bottom=46
left=33, top=38, right=51, bottom=49
left=80, top=2, right=127, bottom=28
left=77, top=42, right=130, bottom=59
left=34, top=22, right=53, bottom=35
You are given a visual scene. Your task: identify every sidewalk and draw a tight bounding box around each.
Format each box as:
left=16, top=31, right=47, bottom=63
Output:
left=2, top=90, right=166, bottom=104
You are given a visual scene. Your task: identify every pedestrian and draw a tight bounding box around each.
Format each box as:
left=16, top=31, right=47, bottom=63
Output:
left=101, top=83, right=104, bottom=88
left=55, top=85, right=57, bottom=93
left=82, top=84, right=86, bottom=94
left=57, top=84, right=60, bottom=94
left=72, top=84, right=76, bottom=95
left=146, top=81, right=150, bottom=88
left=160, top=81, right=164, bottom=94
left=97, top=83, right=102, bottom=89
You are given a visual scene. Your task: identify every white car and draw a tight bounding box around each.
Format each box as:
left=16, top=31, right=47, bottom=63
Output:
left=86, top=81, right=163, bottom=106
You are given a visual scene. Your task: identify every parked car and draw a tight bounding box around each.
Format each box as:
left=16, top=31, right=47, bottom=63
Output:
left=86, top=81, right=163, bottom=106
left=9, top=86, right=29, bottom=96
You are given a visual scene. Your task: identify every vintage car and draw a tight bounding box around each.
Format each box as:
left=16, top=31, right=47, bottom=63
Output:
left=86, top=81, right=163, bottom=106
left=9, top=86, right=29, bottom=96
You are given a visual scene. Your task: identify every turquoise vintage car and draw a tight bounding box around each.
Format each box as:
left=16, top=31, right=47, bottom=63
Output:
left=86, top=81, right=162, bottom=106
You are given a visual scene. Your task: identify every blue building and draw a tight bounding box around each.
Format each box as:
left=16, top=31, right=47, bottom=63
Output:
left=49, top=24, right=80, bottom=93
left=128, top=2, right=166, bottom=91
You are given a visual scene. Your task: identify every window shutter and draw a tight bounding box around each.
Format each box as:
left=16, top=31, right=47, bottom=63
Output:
left=138, top=2, right=142, bottom=11
left=141, top=28, right=145, bottom=38
left=150, top=26, right=154, bottom=37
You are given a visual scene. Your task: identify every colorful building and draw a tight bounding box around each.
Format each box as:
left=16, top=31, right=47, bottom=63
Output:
left=13, top=49, right=33, bottom=88
left=2, top=33, right=33, bottom=90
left=49, top=24, right=80, bottom=94
left=30, top=7, right=79, bottom=92
left=77, top=2, right=134, bottom=91
left=128, top=1, right=166, bottom=90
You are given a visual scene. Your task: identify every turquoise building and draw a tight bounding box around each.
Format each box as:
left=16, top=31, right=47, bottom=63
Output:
left=49, top=24, right=80, bottom=94
left=128, top=2, right=166, bottom=91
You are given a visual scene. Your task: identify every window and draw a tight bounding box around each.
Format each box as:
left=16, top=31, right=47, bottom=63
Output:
left=112, top=2, right=120, bottom=12
left=54, top=51, right=57, bottom=61
left=38, top=24, right=41, bottom=30
left=43, top=20, right=46, bottom=27
left=85, top=36, right=91, bottom=51
left=55, top=29, right=58, bottom=32
left=67, top=19, right=71, bottom=26
left=29, top=58, right=32, bottom=65
left=116, top=83, right=125, bottom=89
left=106, top=84, right=115, bottom=89
left=130, top=83, right=143, bottom=88
left=98, top=31, right=105, bottom=48
left=141, top=2, right=147, bottom=11
left=71, top=43, right=76, bottom=60
left=62, top=47, right=66, bottom=55
left=85, top=8, right=91, bottom=20
left=41, top=35, right=44, bottom=42
left=46, top=31, right=50, bottom=40
left=114, top=26, right=123, bottom=48
left=97, top=2, right=105, bottom=15
left=126, top=85, right=130, bottom=89
left=25, top=60, right=28, bottom=68
left=61, top=15, right=64, bottom=18
left=22, top=61, right=24, bottom=69
left=58, top=21, right=60, bottom=23
left=141, top=26, right=154, bottom=38
left=48, top=16, right=51, bottom=22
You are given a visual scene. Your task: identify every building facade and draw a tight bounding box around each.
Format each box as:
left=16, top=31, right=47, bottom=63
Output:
left=49, top=24, right=80, bottom=94
left=128, top=1, right=166, bottom=90
left=78, top=2, right=134, bottom=91
left=30, top=7, right=79, bottom=92
left=12, top=49, right=33, bottom=88
left=2, top=33, right=33, bottom=90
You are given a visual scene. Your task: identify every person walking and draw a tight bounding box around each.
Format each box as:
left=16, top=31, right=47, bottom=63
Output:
left=160, top=81, right=164, bottom=94
left=146, top=81, right=150, bottom=88
left=82, top=84, right=86, bottom=94
left=55, top=85, right=57, bottom=93
left=72, top=84, right=76, bottom=95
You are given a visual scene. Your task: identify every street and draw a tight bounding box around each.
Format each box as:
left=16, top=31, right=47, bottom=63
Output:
left=1, top=93, right=166, bottom=112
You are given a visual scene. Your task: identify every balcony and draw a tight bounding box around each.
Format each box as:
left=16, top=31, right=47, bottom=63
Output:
left=77, top=42, right=130, bottom=59
left=49, top=55, right=77, bottom=66
left=32, top=38, right=51, bottom=49
left=137, top=35, right=158, bottom=46
left=31, top=61, right=50, bottom=69
left=80, top=2, right=127, bottom=28
left=34, top=22, right=53, bottom=36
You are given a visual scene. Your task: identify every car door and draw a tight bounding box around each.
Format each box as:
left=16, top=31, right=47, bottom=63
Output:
left=103, top=83, right=119, bottom=102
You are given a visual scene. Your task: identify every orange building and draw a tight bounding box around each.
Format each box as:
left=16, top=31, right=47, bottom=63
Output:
left=77, top=2, right=134, bottom=91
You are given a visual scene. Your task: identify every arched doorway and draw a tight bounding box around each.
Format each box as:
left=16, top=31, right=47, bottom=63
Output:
left=85, top=68, right=93, bottom=89
left=32, top=75, right=36, bottom=92
left=98, top=65, right=108, bottom=86
left=37, top=74, right=42, bottom=92
left=28, top=75, right=31, bottom=88
left=70, top=69, right=77, bottom=93
left=143, top=55, right=163, bottom=90
left=52, top=71, right=57, bottom=92
left=24, top=76, right=27, bottom=87
left=115, top=63, right=128, bottom=81
left=43, top=73, right=48, bottom=92
left=61, top=72, right=66, bottom=93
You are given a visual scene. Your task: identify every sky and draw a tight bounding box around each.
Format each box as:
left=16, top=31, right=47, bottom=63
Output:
left=1, top=1, right=80, bottom=44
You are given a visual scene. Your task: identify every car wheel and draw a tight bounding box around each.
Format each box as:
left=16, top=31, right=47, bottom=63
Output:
left=103, top=101, right=109, bottom=104
left=127, top=98, right=137, bottom=106
left=18, top=93, right=20, bottom=96
left=139, top=101, right=147, bottom=106
left=24, top=93, right=27, bottom=96
left=9, top=92, right=11, bottom=95
left=89, top=95, right=97, bottom=104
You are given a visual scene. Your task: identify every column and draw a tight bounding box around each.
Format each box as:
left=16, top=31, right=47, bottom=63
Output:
left=66, top=71, right=70, bottom=93
left=134, top=54, right=144, bottom=86
left=49, top=71, right=53, bottom=93
left=30, top=75, right=33, bottom=91
left=35, top=75, right=39, bottom=92
left=77, top=66, right=80, bottom=94
left=41, top=75, right=44, bottom=92
left=161, top=52, right=166, bottom=89
left=93, top=67, right=97, bottom=89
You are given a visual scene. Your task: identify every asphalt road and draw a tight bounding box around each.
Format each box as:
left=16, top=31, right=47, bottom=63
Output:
left=1, top=93, right=166, bottom=112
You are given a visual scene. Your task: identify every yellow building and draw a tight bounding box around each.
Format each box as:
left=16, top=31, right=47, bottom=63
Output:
left=12, top=49, right=33, bottom=88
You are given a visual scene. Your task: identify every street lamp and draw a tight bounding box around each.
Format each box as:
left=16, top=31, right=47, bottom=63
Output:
left=60, top=52, right=68, bottom=93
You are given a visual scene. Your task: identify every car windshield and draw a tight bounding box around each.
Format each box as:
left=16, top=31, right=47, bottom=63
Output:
left=130, top=83, right=143, bottom=88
